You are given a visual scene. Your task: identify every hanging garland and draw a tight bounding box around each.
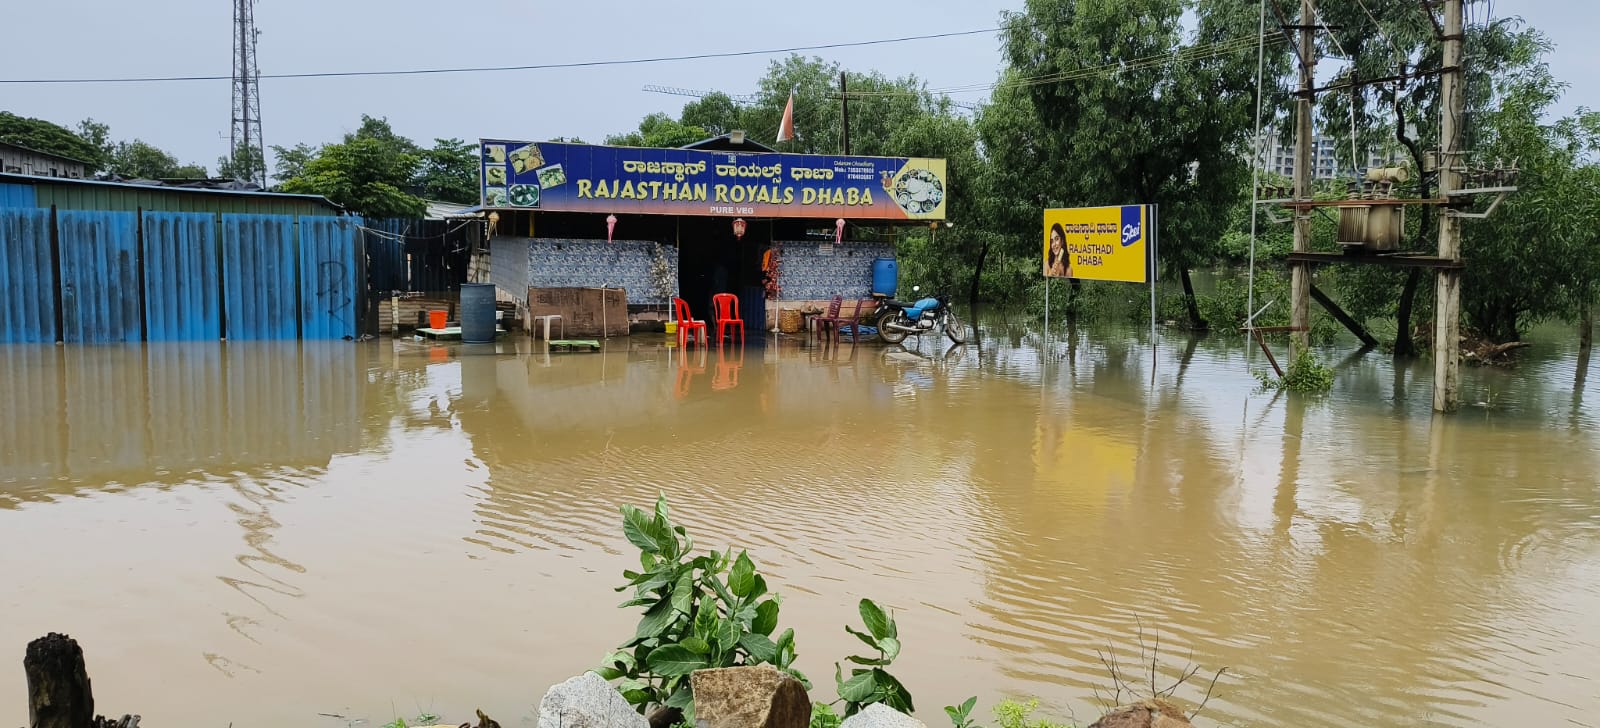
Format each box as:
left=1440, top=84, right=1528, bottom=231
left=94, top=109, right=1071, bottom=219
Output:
left=762, top=247, right=781, bottom=300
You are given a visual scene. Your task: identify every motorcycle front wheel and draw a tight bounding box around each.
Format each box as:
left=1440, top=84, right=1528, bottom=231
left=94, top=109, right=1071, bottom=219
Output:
left=877, top=311, right=910, bottom=344
left=944, top=310, right=968, bottom=344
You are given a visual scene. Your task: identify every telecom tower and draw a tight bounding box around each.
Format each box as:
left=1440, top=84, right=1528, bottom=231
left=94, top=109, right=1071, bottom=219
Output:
left=231, top=0, right=266, bottom=187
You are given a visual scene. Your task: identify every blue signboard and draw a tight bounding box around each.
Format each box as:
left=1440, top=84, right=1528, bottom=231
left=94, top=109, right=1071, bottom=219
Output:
left=480, top=140, right=947, bottom=221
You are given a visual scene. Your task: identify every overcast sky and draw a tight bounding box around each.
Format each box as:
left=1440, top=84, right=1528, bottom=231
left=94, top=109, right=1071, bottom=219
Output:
left=3, top=0, right=1594, bottom=172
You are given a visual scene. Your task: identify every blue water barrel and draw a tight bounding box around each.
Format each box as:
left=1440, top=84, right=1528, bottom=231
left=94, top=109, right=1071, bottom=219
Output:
left=871, top=257, right=898, bottom=297
left=459, top=283, right=497, bottom=343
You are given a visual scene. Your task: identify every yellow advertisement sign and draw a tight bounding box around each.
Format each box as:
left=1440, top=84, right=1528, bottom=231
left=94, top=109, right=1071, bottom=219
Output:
left=1043, top=205, right=1152, bottom=283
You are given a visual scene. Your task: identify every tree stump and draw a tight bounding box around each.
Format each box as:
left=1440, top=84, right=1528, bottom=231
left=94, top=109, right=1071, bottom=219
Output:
left=25, top=633, right=95, bottom=728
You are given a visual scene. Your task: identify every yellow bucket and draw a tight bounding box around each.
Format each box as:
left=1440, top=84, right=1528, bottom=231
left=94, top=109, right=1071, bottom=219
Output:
left=665, top=321, right=678, bottom=336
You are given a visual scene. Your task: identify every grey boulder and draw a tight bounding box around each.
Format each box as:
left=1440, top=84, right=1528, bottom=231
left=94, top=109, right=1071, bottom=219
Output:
left=537, top=672, right=650, bottom=728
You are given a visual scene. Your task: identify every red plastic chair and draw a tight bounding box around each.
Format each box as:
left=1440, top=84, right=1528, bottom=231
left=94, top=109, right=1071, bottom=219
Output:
left=712, top=293, right=744, bottom=345
left=814, top=296, right=844, bottom=343
left=673, top=297, right=707, bottom=347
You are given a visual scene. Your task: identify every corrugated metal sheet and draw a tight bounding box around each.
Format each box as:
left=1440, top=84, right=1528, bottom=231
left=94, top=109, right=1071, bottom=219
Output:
left=0, top=183, right=38, bottom=207
left=142, top=211, right=222, bottom=341
left=298, top=216, right=360, bottom=339
left=0, top=208, right=56, bottom=343
left=222, top=214, right=298, bottom=340
left=3, top=173, right=340, bottom=217
left=58, top=210, right=141, bottom=343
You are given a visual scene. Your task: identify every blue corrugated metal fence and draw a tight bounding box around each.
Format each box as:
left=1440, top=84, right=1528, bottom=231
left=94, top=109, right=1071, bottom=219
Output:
left=299, top=216, right=360, bottom=339
left=222, top=214, right=298, bottom=341
left=143, top=211, right=222, bottom=341
left=0, top=205, right=364, bottom=343
left=0, top=208, right=54, bottom=343
left=58, top=210, right=141, bottom=343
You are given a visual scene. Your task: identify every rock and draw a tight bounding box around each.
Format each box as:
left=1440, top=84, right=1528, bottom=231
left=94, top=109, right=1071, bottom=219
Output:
left=1086, top=700, right=1192, bottom=728
left=690, top=665, right=810, bottom=728
left=837, top=704, right=925, bottom=728
left=537, top=672, right=650, bottom=728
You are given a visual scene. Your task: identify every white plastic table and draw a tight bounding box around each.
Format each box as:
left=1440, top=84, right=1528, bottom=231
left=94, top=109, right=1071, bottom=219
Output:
left=532, top=314, right=564, bottom=341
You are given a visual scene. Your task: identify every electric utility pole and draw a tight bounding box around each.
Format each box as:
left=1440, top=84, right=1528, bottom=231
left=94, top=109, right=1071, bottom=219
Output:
left=1290, top=0, right=1318, bottom=354
left=1432, top=0, right=1465, bottom=412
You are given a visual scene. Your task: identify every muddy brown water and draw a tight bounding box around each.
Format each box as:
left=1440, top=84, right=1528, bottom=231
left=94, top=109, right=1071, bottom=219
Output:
left=2, top=322, right=1598, bottom=727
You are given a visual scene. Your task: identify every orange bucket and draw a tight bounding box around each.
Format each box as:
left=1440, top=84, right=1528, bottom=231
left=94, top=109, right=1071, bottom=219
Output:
left=428, top=310, right=448, bottom=329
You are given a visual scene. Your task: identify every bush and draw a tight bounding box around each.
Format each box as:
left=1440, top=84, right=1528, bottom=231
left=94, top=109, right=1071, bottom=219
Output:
left=1257, top=348, right=1335, bottom=392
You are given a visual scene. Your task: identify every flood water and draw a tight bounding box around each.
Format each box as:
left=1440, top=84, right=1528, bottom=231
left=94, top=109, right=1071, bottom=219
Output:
left=2, top=321, right=1598, bottom=727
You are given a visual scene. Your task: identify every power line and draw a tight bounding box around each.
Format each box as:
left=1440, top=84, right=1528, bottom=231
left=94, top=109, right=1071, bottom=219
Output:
left=843, top=34, right=1280, bottom=100
left=0, top=24, right=1032, bottom=85
left=1352, top=0, right=1407, bottom=60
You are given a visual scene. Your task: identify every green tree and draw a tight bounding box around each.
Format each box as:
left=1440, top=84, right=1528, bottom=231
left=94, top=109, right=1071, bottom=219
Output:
left=269, top=142, right=318, bottom=185
left=75, top=118, right=113, bottom=164
left=680, top=92, right=746, bottom=137
left=217, top=141, right=266, bottom=184
left=998, top=0, right=1283, bottom=328
left=606, top=113, right=710, bottom=148
left=1456, top=49, right=1596, bottom=342
left=107, top=140, right=206, bottom=179
left=414, top=137, right=479, bottom=203
left=279, top=115, right=425, bottom=218
left=0, top=112, right=104, bottom=170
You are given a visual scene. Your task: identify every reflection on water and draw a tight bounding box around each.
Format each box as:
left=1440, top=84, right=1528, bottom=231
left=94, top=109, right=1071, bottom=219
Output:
left=2, top=325, right=1599, bottom=727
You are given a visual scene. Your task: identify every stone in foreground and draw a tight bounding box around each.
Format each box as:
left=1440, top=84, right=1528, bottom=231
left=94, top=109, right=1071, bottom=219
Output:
left=691, top=665, right=810, bottom=728
left=1087, top=700, right=1192, bottom=728
left=837, top=703, right=926, bottom=728
left=537, top=672, right=650, bottom=728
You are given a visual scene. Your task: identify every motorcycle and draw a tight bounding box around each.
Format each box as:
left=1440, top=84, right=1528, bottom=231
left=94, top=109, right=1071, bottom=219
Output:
left=875, top=286, right=967, bottom=345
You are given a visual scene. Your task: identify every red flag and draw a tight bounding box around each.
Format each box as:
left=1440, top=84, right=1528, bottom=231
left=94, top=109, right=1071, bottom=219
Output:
left=777, top=89, right=796, bottom=143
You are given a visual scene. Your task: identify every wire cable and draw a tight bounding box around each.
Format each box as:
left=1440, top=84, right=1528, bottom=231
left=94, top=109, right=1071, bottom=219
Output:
left=0, top=22, right=1051, bottom=85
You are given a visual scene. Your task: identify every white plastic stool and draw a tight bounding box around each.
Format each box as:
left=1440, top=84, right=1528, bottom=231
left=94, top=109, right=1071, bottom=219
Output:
left=533, top=314, right=564, bottom=341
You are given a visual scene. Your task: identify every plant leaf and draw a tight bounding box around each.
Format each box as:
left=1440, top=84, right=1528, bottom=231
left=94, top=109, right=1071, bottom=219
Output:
left=961, top=697, right=976, bottom=715
left=837, top=669, right=878, bottom=702
left=664, top=683, right=695, bottom=710
left=728, top=551, right=756, bottom=598
left=845, top=655, right=890, bottom=666
left=715, top=616, right=740, bottom=652
left=633, top=600, right=675, bottom=643
left=593, top=665, right=624, bottom=681
left=617, top=679, right=651, bottom=705
left=671, top=573, right=695, bottom=614
left=873, top=669, right=914, bottom=713
left=753, top=599, right=780, bottom=636
left=622, top=505, right=662, bottom=554
left=859, top=599, right=895, bottom=640
left=738, top=632, right=778, bottom=664
left=647, top=645, right=709, bottom=677
left=844, top=625, right=880, bottom=652
left=682, top=636, right=711, bottom=655
left=878, top=636, right=902, bottom=662
left=655, top=493, right=671, bottom=523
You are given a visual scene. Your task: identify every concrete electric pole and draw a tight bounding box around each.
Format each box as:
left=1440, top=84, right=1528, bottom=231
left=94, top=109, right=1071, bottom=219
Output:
left=1290, top=0, right=1318, bottom=354
left=1433, top=0, right=1465, bottom=412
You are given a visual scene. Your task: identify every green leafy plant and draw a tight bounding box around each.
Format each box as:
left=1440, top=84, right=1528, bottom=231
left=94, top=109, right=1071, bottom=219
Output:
left=834, top=599, right=914, bottom=716
left=596, top=495, right=806, bottom=721
left=994, top=700, right=1074, bottom=728
left=944, top=697, right=979, bottom=728
left=809, top=702, right=842, bottom=728
left=1256, top=348, right=1335, bottom=393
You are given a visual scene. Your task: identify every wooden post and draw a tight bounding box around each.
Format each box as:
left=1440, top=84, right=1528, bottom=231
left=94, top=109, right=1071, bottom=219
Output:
left=1310, top=284, right=1379, bottom=348
left=1290, top=0, right=1317, bottom=355
left=25, top=633, right=94, bottom=728
left=1433, top=0, right=1465, bottom=413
